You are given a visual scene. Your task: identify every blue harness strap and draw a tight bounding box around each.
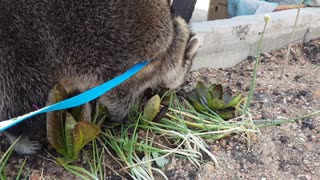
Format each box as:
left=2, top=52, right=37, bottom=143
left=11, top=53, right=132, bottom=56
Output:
left=0, top=61, right=149, bottom=132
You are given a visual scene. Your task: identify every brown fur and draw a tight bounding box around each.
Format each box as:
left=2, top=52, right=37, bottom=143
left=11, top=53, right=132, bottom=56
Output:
left=0, top=0, right=199, bottom=154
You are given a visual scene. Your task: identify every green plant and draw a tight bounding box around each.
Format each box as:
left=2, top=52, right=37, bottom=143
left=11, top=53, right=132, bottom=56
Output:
left=46, top=84, right=104, bottom=165
left=0, top=137, right=25, bottom=180
left=15, top=158, right=28, bottom=180
left=98, top=92, right=259, bottom=179
left=187, top=82, right=244, bottom=119
left=243, top=14, right=270, bottom=114
left=0, top=142, right=14, bottom=180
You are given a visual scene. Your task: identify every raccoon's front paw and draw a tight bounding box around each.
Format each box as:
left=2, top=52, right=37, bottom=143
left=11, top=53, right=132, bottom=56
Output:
left=13, top=137, right=42, bottom=155
left=109, top=109, right=131, bottom=123
left=99, top=93, right=133, bottom=124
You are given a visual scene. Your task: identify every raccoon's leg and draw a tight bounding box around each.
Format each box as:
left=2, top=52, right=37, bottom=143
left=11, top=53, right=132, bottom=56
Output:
left=4, top=132, right=42, bottom=155
left=99, top=85, right=141, bottom=122
left=2, top=104, right=46, bottom=155
left=0, top=72, right=50, bottom=154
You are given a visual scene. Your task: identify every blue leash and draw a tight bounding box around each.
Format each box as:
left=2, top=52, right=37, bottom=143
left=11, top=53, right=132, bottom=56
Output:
left=0, top=61, right=149, bottom=132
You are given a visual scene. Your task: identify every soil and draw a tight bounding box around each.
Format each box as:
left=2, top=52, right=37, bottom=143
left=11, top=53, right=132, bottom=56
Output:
left=1, top=38, right=319, bottom=180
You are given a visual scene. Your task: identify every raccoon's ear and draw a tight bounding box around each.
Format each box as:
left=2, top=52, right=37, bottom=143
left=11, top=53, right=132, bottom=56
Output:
left=186, top=35, right=200, bottom=57
left=168, top=0, right=173, bottom=6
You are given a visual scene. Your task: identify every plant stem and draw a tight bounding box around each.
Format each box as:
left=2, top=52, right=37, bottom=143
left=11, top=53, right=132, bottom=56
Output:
left=280, top=0, right=303, bottom=79
left=243, top=18, right=269, bottom=114
left=255, top=109, right=320, bottom=128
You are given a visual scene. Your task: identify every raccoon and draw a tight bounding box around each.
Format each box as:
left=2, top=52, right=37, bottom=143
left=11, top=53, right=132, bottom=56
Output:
left=0, top=0, right=200, bottom=154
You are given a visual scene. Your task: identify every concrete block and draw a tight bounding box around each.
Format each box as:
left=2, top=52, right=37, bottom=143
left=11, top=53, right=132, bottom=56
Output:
left=190, top=8, right=320, bottom=70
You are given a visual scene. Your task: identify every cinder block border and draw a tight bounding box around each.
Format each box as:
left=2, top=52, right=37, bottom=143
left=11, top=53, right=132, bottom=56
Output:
left=190, top=8, right=320, bottom=70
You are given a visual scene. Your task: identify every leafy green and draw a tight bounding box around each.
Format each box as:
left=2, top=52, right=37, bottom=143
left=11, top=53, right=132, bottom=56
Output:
left=187, top=82, right=244, bottom=119
left=47, top=84, right=103, bottom=165
left=143, top=95, right=161, bottom=123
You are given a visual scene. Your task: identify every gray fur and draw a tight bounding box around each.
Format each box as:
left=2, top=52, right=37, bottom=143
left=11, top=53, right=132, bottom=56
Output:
left=0, top=0, right=199, bottom=154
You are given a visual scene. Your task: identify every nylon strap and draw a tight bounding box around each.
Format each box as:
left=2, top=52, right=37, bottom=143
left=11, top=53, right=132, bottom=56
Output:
left=0, top=61, right=149, bottom=132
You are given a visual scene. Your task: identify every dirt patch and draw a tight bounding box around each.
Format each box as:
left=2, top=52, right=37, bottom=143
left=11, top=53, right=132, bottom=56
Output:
left=1, top=39, right=319, bottom=179
left=180, top=38, right=320, bottom=180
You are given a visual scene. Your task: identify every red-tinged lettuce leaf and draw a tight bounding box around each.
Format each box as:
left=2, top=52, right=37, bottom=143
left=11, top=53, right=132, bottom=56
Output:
left=81, top=103, right=92, bottom=122
left=71, top=103, right=92, bottom=123
left=72, top=121, right=101, bottom=160
left=46, top=84, right=68, bottom=157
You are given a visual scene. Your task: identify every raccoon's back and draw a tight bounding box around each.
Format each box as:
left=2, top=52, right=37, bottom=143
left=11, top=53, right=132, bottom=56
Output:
left=0, top=0, right=173, bottom=73
left=0, top=0, right=174, bottom=134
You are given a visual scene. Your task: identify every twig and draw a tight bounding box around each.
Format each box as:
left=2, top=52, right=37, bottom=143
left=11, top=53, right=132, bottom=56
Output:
left=279, top=0, right=304, bottom=79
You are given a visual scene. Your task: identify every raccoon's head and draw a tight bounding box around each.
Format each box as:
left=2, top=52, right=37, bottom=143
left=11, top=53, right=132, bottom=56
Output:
left=172, top=16, right=200, bottom=71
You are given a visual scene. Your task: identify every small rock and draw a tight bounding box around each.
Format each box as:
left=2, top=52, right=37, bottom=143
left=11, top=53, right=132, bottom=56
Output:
left=279, top=136, right=289, bottom=144
left=29, top=171, right=41, bottom=180
left=166, top=169, right=175, bottom=177
left=294, top=75, right=303, bottom=81
left=196, top=163, right=215, bottom=180
left=256, top=72, right=262, bottom=77
left=236, top=81, right=242, bottom=87
left=220, top=139, right=227, bottom=147
left=272, top=90, right=281, bottom=96
left=46, top=164, right=64, bottom=174
left=297, top=174, right=311, bottom=180
left=292, top=145, right=298, bottom=150
left=297, top=90, right=309, bottom=97
left=303, top=159, right=311, bottom=164
left=299, top=137, right=306, bottom=142
left=303, top=142, right=313, bottom=150
left=302, top=119, right=315, bottom=130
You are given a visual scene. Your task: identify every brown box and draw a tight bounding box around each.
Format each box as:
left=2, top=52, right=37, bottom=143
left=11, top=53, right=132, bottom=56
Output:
left=207, top=0, right=228, bottom=20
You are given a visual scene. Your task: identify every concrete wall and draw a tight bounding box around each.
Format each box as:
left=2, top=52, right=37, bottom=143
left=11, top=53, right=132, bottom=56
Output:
left=190, top=8, right=320, bottom=70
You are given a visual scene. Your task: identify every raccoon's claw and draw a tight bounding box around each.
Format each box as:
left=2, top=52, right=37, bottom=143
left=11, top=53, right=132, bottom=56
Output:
left=13, top=137, right=42, bottom=155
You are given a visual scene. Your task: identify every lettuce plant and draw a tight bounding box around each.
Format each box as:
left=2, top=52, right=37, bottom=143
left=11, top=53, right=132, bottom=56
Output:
left=46, top=84, right=104, bottom=165
left=187, top=82, right=243, bottom=119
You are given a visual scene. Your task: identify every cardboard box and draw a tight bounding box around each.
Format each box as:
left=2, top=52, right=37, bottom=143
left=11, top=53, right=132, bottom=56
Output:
left=207, top=0, right=228, bottom=20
